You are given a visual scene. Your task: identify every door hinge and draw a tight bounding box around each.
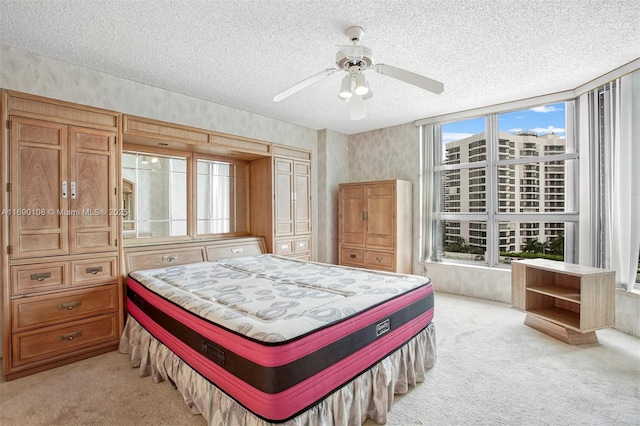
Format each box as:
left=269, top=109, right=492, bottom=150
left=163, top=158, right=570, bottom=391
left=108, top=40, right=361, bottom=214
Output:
left=114, top=187, right=117, bottom=195
left=7, top=245, right=12, bottom=255
left=115, top=239, right=118, bottom=247
left=6, top=182, right=11, bottom=192
left=6, top=120, right=10, bottom=129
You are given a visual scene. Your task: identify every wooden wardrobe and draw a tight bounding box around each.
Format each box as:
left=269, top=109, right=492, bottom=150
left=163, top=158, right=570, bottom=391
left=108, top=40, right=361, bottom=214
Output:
left=1, top=90, right=123, bottom=380
left=338, top=180, right=412, bottom=273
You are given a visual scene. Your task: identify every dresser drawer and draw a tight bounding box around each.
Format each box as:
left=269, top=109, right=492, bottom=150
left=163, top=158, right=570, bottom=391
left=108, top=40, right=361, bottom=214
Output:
left=207, top=240, right=264, bottom=260
left=11, top=313, right=118, bottom=367
left=12, top=285, right=118, bottom=332
left=340, top=247, right=366, bottom=266
left=12, top=262, right=68, bottom=295
left=71, top=256, right=118, bottom=286
left=127, top=248, right=206, bottom=272
left=293, top=237, right=311, bottom=254
left=274, top=239, right=294, bottom=255
left=365, top=251, right=394, bottom=270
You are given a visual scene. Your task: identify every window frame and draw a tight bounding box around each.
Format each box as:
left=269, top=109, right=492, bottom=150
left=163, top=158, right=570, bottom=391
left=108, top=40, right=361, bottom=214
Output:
left=422, top=101, right=579, bottom=268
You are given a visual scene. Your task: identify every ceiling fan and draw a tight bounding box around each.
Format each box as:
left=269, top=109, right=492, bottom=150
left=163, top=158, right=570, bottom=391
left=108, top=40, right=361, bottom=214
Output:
left=273, top=26, right=444, bottom=120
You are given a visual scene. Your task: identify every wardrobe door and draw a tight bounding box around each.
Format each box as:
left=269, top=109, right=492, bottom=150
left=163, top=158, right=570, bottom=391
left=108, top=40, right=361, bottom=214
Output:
left=68, top=127, right=118, bottom=254
left=9, top=117, right=69, bottom=258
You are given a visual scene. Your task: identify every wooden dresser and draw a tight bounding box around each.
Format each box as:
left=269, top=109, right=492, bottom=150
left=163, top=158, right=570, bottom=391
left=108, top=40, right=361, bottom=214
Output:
left=338, top=180, right=412, bottom=273
left=1, top=90, right=123, bottom=380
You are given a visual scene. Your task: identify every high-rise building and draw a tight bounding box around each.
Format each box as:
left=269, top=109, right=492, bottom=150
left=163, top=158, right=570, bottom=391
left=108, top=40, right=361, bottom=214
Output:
left=442, top=132, right=565, bottom=257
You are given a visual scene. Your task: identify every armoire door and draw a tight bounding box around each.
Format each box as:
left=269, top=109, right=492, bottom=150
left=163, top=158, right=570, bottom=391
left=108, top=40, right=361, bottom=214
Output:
left=365, top=183, right=395, bottom=250
left=9, top=117, right=69, bottom=258
left=339, top=186, right=366, bottom=247
left=68, top=127, right=117, bottom=253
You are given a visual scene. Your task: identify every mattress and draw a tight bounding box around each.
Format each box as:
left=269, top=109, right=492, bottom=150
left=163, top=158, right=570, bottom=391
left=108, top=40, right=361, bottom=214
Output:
left=125, top=255, right=434, bottom=423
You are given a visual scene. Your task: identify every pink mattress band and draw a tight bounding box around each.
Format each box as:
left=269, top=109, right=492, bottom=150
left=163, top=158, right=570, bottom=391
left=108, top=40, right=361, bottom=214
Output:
left=129, top=301, right=432, bottom=421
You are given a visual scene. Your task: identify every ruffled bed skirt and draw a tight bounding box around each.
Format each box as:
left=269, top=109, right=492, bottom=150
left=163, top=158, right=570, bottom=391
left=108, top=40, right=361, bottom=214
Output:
left=118, top=315, right=436, bottom=426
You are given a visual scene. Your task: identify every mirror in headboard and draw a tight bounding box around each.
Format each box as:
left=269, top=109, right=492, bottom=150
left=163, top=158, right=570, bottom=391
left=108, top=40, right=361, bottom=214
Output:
left=122, top=151, right=188, bottom=239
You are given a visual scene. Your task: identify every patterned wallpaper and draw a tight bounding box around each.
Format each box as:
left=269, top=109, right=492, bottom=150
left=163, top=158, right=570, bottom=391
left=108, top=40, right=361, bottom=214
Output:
left=317, top=129, right=349, bottom=264
left=348, top=123, right=423, bottom=273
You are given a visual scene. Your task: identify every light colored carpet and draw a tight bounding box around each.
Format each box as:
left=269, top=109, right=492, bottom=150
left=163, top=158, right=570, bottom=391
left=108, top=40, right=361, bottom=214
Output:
left=1, top=292, right=638, bottom=425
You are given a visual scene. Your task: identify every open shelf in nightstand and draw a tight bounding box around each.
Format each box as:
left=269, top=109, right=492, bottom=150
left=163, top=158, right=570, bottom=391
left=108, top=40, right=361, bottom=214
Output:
left=512, top=259, right=614, bottom=345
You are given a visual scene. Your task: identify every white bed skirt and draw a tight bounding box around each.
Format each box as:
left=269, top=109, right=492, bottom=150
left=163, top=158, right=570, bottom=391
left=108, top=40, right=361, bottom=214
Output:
left=118, top=316, right=436, bottom=426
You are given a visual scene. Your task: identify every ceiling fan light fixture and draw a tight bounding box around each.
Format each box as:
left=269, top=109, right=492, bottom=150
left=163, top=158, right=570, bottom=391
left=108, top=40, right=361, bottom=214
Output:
left=338, top=75, right=353, bottom=99
left=354, top=72, right=369, bottom=95
left=363, top=82, right=373, bottom=100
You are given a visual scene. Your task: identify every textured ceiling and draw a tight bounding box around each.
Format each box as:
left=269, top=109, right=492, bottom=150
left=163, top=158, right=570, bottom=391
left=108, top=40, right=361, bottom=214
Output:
left=1, top=0, right=639, bottom=135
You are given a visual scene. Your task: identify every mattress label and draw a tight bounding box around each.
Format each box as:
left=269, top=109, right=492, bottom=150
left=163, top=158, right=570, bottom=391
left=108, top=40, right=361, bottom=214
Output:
left=376, top=318, right=391, bottom=337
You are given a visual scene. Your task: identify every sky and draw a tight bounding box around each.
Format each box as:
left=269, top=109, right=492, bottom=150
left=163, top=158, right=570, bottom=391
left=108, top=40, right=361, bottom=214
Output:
left=442, top=103, right=566, bottom=144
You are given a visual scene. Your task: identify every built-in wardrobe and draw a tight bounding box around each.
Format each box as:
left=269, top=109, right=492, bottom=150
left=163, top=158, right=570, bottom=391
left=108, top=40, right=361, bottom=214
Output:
left=0, top=89, right=312, bottom=379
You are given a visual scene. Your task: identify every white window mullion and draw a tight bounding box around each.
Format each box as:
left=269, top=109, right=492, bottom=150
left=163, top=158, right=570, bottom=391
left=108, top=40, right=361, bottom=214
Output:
left=486, top=114, right=499, bottom=267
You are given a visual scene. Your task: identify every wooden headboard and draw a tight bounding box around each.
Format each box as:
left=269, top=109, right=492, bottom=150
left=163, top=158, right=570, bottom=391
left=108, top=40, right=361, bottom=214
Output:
left=123, top=236, right=267, bottom=274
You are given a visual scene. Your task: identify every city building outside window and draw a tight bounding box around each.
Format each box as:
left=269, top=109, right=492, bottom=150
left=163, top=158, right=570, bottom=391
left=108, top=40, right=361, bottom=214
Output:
left=423, top=102, right=579, bottom=267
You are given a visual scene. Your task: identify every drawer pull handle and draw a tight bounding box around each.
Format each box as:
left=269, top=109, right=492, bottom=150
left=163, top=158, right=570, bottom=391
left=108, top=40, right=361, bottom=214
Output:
left=86, top=266, right=103, bottom=275
left=231, top=248, right=243, bottom=254
left=31, top=272, right=52, bottom=281
left=298, top=243, right=305, bottom=248
left=60, top=331, right=82, bottom=341
left=162, top=254, right=177, bottom=262
left=59, top=301, right=81, bottom=311
left=350, top=254, right=356, bottom=259
left=281, top=245, right=289, bottom=250
left=376, top=257, right=383, bottom=262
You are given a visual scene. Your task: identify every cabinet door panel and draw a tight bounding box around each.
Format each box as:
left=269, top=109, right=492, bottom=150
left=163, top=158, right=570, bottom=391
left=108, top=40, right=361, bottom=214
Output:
left=339, top=187, right=365, bottom=246
left=10, top=118, right=69, bottom=258
left=366, top=186, right=395, bottom=249
left=274, top=158, right=294, bottom=236
left=294, top=161, right=311, bottom=234
left=69, top=127, right=117, bottom=253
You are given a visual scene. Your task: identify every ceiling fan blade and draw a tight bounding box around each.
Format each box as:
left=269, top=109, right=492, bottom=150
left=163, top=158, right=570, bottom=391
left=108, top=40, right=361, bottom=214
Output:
left=273, top=68, right=337, bottom=102
left=376, top=64, right=444, bottom=94
left=349, top=94, right=366, bottom=120
left=336, top=45, right=364, bottom=60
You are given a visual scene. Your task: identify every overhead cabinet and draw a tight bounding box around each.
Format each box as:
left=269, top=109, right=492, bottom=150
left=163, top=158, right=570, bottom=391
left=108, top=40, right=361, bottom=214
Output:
left=339, top=180, right=412, bottom=273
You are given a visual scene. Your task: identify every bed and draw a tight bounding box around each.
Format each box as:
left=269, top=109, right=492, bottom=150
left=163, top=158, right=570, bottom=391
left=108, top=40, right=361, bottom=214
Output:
left=119, top=239, right=436, bottom=425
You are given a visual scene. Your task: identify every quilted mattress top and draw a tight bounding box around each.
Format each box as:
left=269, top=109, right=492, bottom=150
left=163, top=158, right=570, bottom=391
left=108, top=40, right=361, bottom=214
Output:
left=129, top=254, right=431, bottom=343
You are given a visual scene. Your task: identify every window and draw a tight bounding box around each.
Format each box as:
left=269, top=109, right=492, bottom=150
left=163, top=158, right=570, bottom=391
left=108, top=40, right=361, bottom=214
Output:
left=424, top=102, right=579, bottom=267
